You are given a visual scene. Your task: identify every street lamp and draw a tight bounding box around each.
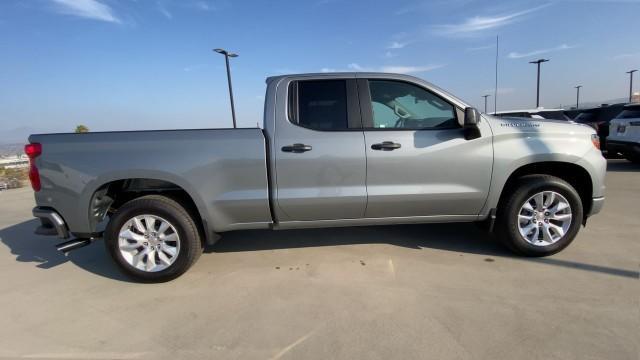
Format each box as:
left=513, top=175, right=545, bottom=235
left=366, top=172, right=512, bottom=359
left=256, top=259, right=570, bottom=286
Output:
left=529, top=58, right=549, bottom=108
left=626, top=70, right=638, bottom=103
left=481, top=94, right=491, bottom=114
left=574, top=85, right=582, bottom=109
left=214, top=48, right=239, bottom=128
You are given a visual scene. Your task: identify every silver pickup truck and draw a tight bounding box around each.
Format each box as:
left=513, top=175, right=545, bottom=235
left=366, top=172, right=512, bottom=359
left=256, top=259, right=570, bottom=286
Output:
left=27, top=72, right=606, bottom=282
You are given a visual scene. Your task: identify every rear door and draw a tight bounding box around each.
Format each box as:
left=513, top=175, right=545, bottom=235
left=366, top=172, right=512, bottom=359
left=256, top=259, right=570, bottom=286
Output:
left=273, top=77, right=367, bottom=221
left=357, top=77, right=493, bottom=218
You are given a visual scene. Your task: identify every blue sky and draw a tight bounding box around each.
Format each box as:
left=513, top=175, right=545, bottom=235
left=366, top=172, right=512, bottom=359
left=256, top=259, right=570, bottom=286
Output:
left=1, top=0, right=639, bottom=133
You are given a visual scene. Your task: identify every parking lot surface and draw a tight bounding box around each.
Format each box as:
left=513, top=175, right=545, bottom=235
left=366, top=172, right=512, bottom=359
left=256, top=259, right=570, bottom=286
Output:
left=0, top=160, right=638, bottom=360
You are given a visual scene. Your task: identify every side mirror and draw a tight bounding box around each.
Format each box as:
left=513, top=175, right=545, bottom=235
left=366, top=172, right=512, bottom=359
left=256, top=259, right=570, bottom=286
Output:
left=463, top=107, right=481, bottom=140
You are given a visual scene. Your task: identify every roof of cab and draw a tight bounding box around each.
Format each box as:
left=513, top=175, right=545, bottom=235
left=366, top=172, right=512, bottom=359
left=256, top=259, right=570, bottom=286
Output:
left=267, top=72, right=405, bottom=83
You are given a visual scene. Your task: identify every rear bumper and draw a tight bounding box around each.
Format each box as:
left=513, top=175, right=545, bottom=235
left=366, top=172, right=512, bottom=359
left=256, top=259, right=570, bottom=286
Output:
left=607, top=140, right=640, bottom=156
left=33, top=207, right=69, bottom=239
left=588, top=197, right=605, bottom=217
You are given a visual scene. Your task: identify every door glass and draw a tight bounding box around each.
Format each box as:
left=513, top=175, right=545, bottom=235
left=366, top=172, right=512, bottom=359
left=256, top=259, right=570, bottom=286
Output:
left=367, top=80, right=457, bottom=129
left=291, top=80, right=348, bottom=130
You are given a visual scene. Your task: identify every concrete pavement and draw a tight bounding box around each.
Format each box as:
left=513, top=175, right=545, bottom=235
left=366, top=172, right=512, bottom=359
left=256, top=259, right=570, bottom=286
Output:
left=0, top=160, right=638, bottom=359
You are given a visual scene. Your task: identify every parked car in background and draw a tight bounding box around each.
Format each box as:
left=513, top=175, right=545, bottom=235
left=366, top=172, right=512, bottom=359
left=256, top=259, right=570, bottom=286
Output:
left=607, top=103, right=640, bottom=163
left=572, top=103, right=626, bottom=153
left=493, top=108, right=571, bottom=121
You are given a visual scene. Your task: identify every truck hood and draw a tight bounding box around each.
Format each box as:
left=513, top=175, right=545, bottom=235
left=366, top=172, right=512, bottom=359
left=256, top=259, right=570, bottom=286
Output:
left=484, top=115, right=596, bottom=136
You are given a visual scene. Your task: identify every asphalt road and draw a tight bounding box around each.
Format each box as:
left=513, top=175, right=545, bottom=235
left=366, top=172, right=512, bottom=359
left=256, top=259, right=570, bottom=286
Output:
left=0, top=160, right=638, bottom=360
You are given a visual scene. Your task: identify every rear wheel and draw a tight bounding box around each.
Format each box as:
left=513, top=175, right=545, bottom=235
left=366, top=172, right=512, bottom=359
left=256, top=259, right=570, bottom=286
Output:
left=105, top=195, right=203, bottom=282
left=496, top=175, right=583, bottom=256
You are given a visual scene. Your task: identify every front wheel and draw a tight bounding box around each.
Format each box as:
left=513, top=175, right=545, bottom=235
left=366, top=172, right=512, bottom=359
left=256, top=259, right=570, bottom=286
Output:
left=104, top=195, right=203, bottom=282
left=496, top=175, right=583, bottom=256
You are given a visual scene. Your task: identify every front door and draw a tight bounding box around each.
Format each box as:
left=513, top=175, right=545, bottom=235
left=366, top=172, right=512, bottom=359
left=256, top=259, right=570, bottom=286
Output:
left=358, top=78, right=493, bottom=218
left=274, top=78, right=367, bottom=221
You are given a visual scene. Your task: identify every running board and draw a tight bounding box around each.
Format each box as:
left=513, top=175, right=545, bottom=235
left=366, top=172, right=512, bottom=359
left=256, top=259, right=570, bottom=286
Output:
left=56, top=238, right=93, bottom=254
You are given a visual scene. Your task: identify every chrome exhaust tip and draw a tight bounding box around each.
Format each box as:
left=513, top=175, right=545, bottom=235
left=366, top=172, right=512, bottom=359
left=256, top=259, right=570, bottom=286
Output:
left=56, top=238, right=93, bottom=254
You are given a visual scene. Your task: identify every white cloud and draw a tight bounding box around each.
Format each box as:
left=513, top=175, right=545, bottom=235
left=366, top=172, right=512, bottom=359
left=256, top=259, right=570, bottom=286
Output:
left=432, top=4, right=550, bottom=36
left=49, top=0, right=120, bottom=23
left=383, top=51, right=398, bottom=59
left=192, top=1, right=215, bottom=11
left=387, top=41, right=408, bottom=49
left=467, top=44, right=495, bottom=52
left=157, top=2, right=172, bottom=19
left=320, top=63, right=444, bottom=74
left=507, top=44, right=576, bottom=59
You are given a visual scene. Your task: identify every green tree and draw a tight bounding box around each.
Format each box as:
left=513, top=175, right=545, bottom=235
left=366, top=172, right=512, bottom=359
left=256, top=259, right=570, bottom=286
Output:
left=75, top=125, right=89, bottom=133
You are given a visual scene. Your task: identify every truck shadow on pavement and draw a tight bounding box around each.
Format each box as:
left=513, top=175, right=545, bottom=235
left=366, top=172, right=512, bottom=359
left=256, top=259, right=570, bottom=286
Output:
left=1, top=220, right=637, bottom=281
left=0, top=219, right=132, bottom=281
left=214, top=222, right=506, bottom=255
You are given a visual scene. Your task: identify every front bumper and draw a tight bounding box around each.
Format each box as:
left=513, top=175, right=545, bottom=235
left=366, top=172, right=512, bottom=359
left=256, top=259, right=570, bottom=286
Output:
left=33, top=207, right=69, bottom=239
left=607, top=140, right=640, bottom=156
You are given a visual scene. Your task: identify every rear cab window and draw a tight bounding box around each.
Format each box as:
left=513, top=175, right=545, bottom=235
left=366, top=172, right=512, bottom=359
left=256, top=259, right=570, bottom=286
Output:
left=288, top=79, right=361, bottom=131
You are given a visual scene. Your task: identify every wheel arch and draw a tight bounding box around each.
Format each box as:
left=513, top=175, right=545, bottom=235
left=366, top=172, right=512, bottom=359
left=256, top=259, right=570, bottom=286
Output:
left=496, top=162, right=593, bottom=220
left=86, top=177, right=210, bottom=244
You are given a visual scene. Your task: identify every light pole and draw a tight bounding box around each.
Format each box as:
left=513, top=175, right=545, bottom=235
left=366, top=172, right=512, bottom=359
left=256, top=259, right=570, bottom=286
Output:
left=529, top=58, right=549, bottom=108
left=626, top=70, right=637, bottom=103
left=481, top=94, right=491, bottom=113
left=574, top=85, right=582, bottom=109
left=214, top=48, right=238, bottom=128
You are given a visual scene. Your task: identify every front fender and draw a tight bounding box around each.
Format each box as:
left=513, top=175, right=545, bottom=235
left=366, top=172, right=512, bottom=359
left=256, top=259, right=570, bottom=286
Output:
left=481, top=129, right=604, bottom=216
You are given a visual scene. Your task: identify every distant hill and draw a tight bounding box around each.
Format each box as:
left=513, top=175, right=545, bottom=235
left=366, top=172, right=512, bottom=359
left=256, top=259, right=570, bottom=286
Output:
left=0, top=143, right=25, bottom=157
left=0, top=126, right=57, bottom=145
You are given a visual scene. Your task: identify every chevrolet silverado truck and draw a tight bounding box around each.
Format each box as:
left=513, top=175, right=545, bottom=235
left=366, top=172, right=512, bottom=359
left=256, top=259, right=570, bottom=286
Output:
left=27, top=72, right=606, bottom=282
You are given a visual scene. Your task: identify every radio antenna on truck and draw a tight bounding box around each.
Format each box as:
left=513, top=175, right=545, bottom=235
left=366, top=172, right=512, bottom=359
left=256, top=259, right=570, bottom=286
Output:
left=213, top=48, right=238, bottom=128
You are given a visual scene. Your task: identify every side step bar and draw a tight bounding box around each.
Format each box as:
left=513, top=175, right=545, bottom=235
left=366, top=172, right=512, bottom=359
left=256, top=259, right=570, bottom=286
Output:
left=56, top=238, right=93, bottom=254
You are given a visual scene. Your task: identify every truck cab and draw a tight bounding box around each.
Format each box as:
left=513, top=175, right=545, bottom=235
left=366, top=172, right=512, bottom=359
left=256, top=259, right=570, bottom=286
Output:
left=264, top=73, right=493, bottom=226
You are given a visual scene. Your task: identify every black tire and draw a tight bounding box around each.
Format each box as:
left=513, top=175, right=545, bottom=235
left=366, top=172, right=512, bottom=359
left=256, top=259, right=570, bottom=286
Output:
left=104, top=195, right=203, bottom=282
left=496, top=175, right=583, bottom=257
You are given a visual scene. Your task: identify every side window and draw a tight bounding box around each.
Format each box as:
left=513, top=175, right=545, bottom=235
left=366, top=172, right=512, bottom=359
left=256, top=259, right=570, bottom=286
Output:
left=367, top=80, right=457, bottom=129
left=289, top=80, right=349, bottom=130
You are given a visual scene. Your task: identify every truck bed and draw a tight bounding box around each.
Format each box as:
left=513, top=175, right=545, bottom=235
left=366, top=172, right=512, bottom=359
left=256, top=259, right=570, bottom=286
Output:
left=29, top=128, right=272, bottom=235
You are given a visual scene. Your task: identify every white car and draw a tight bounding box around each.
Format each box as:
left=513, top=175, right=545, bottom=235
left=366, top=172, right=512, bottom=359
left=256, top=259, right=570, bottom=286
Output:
left=493, top=108, right=571, bottom=121
left=607, top=103, right=640, bottom=163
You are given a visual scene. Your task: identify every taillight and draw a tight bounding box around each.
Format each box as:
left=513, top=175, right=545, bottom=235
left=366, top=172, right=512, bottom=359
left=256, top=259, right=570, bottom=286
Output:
left=24, top=143, right=42, bottom=191
left=591, top=134, right=600, bottom=150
